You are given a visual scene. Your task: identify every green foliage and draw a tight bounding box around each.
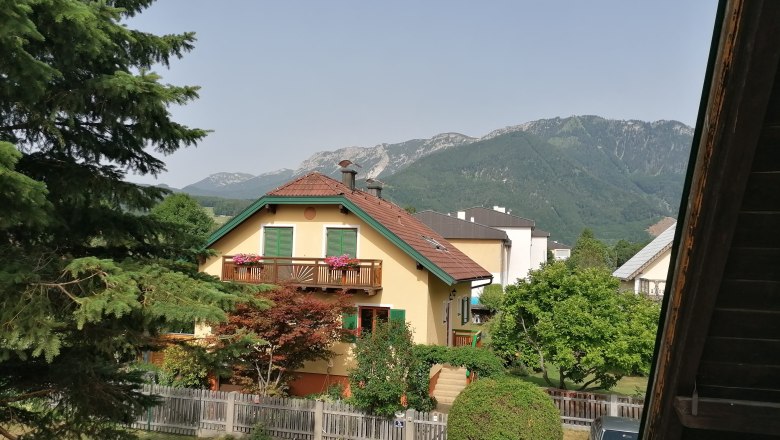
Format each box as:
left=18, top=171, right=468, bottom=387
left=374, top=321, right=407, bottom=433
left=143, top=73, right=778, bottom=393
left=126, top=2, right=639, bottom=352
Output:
left=568, top=229, right=612, bottom=270
left=190, top=195, right=253, bottom=217
left=479, top=284, right=505, bottom=312
left=611, top=239, right=648, bottom=268
left=151, top=193, right=216, bottom=259
left=349, top=321, right=434, bottom=416
left=381, top=116, right=691, bottom=243
left=491, top=261, right=660, bottom=391
left=0, top=1, right=255, bottom=437
left=158, top=345, right=211, bottom=389
left=248, top=422, right=272, bottom=440
left=414, top=345, right=505, bottom=379
left=448, top=378, right=562, bottom=440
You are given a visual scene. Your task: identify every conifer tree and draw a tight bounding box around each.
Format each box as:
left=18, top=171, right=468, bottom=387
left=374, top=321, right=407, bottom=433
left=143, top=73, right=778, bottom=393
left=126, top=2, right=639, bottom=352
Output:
left=0, top=2, right=256, bottom=438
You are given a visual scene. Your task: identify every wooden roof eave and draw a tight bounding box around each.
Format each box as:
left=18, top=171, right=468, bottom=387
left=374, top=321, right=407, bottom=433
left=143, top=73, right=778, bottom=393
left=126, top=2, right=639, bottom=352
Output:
left=641, top=1, right=780, bottom=438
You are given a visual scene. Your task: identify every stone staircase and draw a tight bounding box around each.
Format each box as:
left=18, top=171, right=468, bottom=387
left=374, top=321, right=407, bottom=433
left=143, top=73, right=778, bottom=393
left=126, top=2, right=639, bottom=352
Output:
left=431, top=365, right=469, bottom=407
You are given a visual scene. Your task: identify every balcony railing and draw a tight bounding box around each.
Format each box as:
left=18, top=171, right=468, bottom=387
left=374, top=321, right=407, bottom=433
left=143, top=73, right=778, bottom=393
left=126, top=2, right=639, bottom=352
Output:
left=452, top=329, right=482, bottom=348
left=221, top=256, right=382, bottom=290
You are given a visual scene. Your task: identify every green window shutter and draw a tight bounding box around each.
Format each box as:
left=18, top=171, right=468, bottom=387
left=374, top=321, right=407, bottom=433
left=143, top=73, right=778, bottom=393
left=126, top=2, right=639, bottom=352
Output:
left=342, top=312, right=358, bottom=343
left=264, top=227, right=293, bottom=257
left=326, top=228, right=357, bottom=257
left=389, top=309, right=406, bottom=324
left=460, top=297, right=470, bottom=325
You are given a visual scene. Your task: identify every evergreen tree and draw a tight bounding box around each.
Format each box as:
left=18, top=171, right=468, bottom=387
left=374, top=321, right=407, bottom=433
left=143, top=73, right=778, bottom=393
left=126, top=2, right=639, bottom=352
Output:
left=0, top=2, right=255, bottom=438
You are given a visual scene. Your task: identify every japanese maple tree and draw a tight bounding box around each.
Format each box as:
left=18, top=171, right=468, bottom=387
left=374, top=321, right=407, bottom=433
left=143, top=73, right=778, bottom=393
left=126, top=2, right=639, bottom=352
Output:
left=214, top=285, right=354, bottom=396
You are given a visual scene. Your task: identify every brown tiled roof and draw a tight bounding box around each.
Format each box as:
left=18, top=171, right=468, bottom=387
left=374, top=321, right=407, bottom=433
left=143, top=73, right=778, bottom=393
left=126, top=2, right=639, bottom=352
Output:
left=532, top=228, right=550, bottom=238
left=414, top=210, right=509, bottom=240
left=267, top=173, right=492, bottom=283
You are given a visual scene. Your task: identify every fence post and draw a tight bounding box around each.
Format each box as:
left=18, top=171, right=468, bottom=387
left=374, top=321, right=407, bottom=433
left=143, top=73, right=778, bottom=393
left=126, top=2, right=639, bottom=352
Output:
left=314, top=400, right=324, bottom=440
left=405, top=409, right=415, bottom=440
left=225, top=392, right=237, bottom=435
left=609, top=393, right=618, bottom=417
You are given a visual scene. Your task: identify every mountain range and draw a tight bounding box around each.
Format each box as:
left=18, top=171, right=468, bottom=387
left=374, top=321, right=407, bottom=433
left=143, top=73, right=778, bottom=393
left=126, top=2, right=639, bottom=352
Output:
left=180, top=116, right=693, bottom=243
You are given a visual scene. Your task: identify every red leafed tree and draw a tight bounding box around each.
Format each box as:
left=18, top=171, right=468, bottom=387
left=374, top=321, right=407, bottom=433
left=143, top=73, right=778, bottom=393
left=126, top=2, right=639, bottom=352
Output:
left=214, top=284, right=354, bottom=395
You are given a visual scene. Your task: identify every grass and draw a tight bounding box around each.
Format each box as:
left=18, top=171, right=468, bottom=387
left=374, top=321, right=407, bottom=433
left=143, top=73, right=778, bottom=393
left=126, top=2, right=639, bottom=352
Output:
left=510, top=366, right=648, bottom=397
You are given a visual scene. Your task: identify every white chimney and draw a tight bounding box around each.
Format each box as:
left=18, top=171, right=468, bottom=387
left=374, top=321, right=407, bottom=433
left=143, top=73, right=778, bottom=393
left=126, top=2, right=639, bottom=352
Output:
left=457, top=211, right=466, bottom=220
left=470, top=217, right=475, bottom=222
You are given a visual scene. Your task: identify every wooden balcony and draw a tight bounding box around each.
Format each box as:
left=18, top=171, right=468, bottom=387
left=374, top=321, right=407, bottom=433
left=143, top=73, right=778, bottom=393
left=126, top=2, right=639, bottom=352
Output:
left=221, top=256, right=382, bottom=293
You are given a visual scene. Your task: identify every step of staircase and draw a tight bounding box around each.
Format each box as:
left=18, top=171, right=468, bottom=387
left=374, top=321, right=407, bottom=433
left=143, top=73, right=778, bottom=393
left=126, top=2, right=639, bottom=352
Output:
left=431, top=365, right=469, bottom=407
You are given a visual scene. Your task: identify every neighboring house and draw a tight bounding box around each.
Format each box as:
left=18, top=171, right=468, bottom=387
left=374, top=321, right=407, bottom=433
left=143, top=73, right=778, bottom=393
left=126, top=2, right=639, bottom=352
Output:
left=458, top=206, right=545, bottom=284
left=612, top=223, right=676, bottom=300
left=548, top=240, right=571, bottom=261
left=414, top=210, right=509, bottom=304
left=199, top=169, right=492, bottom=396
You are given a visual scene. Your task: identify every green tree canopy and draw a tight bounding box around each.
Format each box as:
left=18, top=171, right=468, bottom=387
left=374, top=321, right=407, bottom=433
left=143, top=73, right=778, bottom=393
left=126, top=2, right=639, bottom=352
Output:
left=491, top=261, right=660, bottom=391
left=0, top=2, right=254, bottom=438
left=151, top=193, right=217, bottom=258
left=568, top=228, right=612, bottom=270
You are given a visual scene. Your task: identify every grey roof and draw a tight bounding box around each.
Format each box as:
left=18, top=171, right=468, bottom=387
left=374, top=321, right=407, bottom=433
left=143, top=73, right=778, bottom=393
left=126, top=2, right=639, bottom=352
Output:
left=597, top=416, right=640, bottom=433
left=532, top=228, right=550, bottom=238
left=462, top=207, right=535, bottom=228
left=414, top=210, right=509, bottom=241
left=548, top=240, right=571, bottom=250
left=612, top=223, right=677, bottom=280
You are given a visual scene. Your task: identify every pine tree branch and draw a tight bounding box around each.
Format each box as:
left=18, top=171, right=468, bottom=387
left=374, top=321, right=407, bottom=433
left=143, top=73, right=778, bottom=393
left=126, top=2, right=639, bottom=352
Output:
left=0, top=424, right=19, bottom=440
left=0, top=388, right=54, bottom=403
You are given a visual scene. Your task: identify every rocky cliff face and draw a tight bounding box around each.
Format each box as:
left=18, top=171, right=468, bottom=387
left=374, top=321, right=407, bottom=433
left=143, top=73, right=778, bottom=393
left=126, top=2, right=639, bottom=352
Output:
left=294, top=132, right=476, bottom=179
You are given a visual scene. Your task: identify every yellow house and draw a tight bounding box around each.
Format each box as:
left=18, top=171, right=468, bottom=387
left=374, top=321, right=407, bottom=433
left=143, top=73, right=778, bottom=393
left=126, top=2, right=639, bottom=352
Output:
left=200, top=169, right=492, bottom=395
left=612, top=222, right=676, bottom=300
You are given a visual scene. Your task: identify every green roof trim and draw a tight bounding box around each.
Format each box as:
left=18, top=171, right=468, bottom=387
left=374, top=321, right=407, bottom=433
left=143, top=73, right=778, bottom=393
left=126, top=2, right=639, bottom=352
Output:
left=203, top=195, right=458, bottom=285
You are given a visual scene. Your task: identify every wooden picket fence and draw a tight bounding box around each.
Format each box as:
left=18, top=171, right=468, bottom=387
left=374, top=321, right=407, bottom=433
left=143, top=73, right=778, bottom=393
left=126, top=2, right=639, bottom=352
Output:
left=131, top=385, right=448, bottom=439
left=545, top=388, right=644, bottom=427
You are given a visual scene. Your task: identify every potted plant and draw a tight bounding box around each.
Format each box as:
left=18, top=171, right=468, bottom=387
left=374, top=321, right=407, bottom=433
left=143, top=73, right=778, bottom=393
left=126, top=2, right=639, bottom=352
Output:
left=325, top=254, right=360, bottom=271
left=233, top=253, right=264, bottom=266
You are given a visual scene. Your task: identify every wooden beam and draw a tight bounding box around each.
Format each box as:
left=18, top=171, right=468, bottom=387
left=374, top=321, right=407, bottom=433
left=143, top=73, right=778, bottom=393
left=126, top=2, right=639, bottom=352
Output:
left=674, top=396, right=780, bottom=435
left=642, top=1, right=780, bottom=438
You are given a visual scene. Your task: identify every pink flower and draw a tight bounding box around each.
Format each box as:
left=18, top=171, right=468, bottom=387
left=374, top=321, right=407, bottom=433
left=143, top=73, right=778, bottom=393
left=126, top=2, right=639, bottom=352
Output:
left=325, top=254, right=360, bottom=269
left=233, top=253, right=263, bottom=266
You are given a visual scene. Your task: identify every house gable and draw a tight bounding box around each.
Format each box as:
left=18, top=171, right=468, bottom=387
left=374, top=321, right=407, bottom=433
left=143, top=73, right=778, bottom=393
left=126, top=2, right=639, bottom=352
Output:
left=205, top=173, right=491, bottom=286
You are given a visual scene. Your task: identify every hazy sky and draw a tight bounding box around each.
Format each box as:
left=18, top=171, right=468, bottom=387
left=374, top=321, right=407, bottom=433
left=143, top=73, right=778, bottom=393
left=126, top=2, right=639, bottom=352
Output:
left=129, top=1, right=719, bottom=188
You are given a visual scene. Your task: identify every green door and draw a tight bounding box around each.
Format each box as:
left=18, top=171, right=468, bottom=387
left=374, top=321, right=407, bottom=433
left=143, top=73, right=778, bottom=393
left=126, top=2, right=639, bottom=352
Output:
left=326, top=228, right=357, bottom=256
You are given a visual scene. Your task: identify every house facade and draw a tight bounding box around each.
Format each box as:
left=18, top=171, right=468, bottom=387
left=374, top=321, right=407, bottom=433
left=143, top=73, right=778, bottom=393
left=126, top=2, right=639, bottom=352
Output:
left=612, top=223, right=676, bottom=300
left=456, top=206, right=547, bottom=285
left=200, top=170, right=491, bottom=395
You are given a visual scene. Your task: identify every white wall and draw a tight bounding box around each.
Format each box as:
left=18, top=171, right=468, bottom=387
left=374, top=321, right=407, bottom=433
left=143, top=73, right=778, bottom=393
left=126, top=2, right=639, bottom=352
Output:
left=500, top=226, right=533, bottom=284
left=530, top=235, right=548, bottom=272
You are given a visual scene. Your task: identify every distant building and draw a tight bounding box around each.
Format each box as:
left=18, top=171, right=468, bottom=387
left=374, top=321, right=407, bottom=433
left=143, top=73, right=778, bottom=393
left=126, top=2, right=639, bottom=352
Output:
left=612, top=223, right=676, bottom=299
left=548, top=240, right=572, bottom=261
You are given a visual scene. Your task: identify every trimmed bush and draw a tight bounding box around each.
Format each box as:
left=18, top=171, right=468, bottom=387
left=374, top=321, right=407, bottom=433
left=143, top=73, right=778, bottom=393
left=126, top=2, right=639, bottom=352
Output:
left=448, top=378, right=562, bottom=440
left=413, top=345, right=505, bottom=378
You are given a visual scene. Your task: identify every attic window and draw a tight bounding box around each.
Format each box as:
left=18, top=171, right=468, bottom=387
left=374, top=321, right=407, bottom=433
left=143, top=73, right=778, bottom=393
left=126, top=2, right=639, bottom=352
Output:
left=422, top=235, right=447, bottom=251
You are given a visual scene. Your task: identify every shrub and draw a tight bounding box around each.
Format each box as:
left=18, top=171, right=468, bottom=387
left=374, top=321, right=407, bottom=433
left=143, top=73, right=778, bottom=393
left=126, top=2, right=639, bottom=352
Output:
left=448, top=378, right=562, bottom=440
left=158, top=345, right=211, bottom=389
left=479, top=284, right=505, bottom=312
left=349, top=321, right=434, bottom=416
left=447, top=346, right=505, bottom=378
left=413, top=345, right=505, bottom=378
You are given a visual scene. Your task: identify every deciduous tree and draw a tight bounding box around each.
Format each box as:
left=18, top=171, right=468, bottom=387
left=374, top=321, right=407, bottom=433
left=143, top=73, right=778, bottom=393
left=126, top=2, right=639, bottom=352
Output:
left=214, top=286, right=354, bottom=396
left=491, top=261, right=659, bottom=391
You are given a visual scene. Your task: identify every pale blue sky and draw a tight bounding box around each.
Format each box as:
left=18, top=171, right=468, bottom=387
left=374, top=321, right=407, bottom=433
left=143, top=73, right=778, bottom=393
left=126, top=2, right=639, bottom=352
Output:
left=130, top=1, right=719, bottom=188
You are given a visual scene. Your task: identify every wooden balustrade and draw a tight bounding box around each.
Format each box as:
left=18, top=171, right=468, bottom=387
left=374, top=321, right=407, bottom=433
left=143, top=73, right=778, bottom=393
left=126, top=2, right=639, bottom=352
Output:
left=452, top=329, right=482, bottom=347
left=221, top=256, right=382, bottom=290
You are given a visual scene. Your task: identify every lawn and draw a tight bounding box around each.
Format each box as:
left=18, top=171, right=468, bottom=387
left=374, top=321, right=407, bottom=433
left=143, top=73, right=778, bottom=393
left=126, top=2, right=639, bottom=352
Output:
left=511, top=367, right=648, bottom=397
